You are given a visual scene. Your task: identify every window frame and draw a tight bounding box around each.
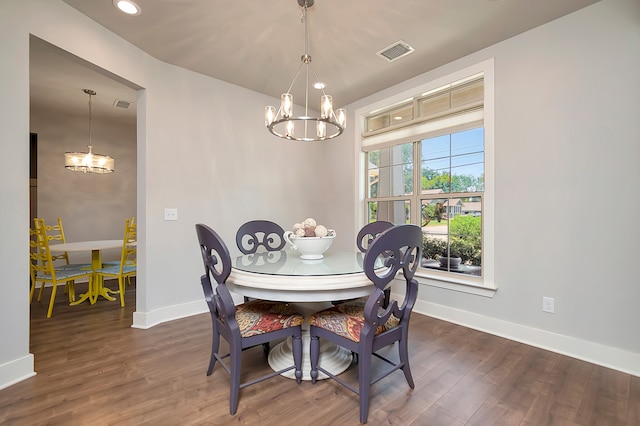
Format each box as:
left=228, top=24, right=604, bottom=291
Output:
left=355, top=59, right=495, bottom=296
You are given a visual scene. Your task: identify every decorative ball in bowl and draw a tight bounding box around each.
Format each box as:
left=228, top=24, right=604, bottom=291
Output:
left=283, top=230, right=336, bottom=260
left=438, top=256, right=462, bottom=268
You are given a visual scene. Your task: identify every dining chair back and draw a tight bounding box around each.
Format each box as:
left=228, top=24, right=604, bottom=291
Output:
left=356, top=220, right=394, bottom=253
left=355, top=221, right=394, bottom=307
left=30, top=220, right=94, bottom=318
left=102, top=216, right=135, bottom=268
left=36, top=217, right=92, bottom=271
left=195, top=223, right=304, bottom=415
left=93, top=217, right=137, bottom=307
left=235, top=220, right=286, bottom=254
left=235, top=219, right=287, bottom=303
left=309, top=224, right=422, bottom=424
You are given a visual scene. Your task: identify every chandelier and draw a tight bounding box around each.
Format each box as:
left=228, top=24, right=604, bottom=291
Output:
left=265, top=0, right=346, bottom=142
left=64, top=89, right=115, bottom=174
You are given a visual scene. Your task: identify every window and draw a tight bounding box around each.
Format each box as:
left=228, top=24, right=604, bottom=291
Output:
left=366, top=128, right=483, bottom=276
left=359, top=60, right=494, bottom=292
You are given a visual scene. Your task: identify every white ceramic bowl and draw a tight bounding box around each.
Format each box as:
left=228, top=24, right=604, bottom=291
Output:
left=284, top=230, right=336, bottom=260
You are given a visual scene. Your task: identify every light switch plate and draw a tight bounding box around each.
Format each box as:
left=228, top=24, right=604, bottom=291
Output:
left=164, top=208, right=178, bottom=221
left=542, top=296, right=555, bottom=313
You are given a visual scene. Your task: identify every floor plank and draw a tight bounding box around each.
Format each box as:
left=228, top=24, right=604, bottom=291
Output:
left=1, top=281, right=638, bottom=425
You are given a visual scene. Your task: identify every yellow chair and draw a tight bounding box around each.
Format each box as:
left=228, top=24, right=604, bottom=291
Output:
left=30, top=223, right=94, bottom=318
left=38, top=217, right=92, bottom=271
left=29, top=228, right=39, bottom=303
left=94, top=218, right=137, bottom=307
left=33, top=218, right=89, bottom=303
left=102, top=217, right=135, bottom=271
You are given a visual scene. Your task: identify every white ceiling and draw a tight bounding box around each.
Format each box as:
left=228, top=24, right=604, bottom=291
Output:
left=31, top=0, right=600, bottom=120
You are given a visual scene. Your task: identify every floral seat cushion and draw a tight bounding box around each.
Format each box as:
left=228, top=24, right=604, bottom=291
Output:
left=235, top=300, right=304, bottom=338
left=309, top=301, right=400, bottom=342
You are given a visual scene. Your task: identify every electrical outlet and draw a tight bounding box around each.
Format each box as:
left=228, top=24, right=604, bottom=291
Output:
left=542, top=296, right=555, bottom=313
left=164, top=208, right=178, bottom=221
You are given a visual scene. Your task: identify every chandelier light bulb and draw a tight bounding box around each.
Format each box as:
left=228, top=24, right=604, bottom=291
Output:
left=321, top=95, right=333, bottom=119
left=317, top=121, right=326, bottom=138
left=265, top=106, right=276, bottom=126
left=281, top=93, right=293, bottom=118
left=336, top=108, right=347, bottom=128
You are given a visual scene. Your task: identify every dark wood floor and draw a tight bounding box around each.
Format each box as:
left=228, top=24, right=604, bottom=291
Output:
left=1, top=280, right=639, bottom=425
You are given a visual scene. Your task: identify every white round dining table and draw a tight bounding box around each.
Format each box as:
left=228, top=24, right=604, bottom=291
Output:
left=228, top=250, right=375, bottom=381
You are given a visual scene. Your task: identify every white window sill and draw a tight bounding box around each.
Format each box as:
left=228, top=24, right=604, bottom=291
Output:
left=415, top=269, right=497, bottom=297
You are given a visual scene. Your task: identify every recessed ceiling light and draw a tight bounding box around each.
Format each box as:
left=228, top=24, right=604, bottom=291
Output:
left=113, top=0, right=141, bottom=16
left=313, top=82, right=326, bottom=90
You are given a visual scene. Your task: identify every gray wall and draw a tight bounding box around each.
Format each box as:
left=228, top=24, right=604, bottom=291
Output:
left=1, top=0, right=639, bottom=390
left=30, top=105, right=137, bottom=265
left=328, top=0, right=640, bottom=374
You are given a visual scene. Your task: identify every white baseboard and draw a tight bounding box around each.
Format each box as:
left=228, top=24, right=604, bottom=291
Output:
left=126, top=293, right=640, bottom=378
left=0, top=354, right=35, bottom=391
left=132, top=299, right=208, bottom=329
left=413, top=299, right=640, bottom=378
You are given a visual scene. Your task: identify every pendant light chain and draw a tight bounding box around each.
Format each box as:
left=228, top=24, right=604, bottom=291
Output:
left=87, top=90, right=93, bottom=152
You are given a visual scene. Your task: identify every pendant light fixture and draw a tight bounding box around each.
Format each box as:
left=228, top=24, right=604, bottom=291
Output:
left=64, top=89, right=115, bottom=174
left=265, top=0, right=346, bottom=142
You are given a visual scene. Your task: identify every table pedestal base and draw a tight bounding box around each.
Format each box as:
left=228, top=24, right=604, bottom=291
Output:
left=268, top=334, right=352, bottom=381
left=268, top=302, right=353, bottom=381
left=69, top=276, right=117, bottom=306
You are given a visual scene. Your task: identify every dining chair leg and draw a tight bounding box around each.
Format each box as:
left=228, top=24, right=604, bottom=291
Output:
left=292, top=334, right=303, bottom=384
left=37, top=282, right=45, bottom=302
left=65, top=281, right=76, bottom=303
left=229, top=341, right=242, bottom=415
left=47, top=283, right=58, bottom=318
left=399, top=334, right=415, bottom=388
left=118, top=276, right=126, bottom=307
left=358, top=351, right=373, bottom=424
left=208, top=322, right=220, bottom=376
left=309, top=335, right=320, bottom=384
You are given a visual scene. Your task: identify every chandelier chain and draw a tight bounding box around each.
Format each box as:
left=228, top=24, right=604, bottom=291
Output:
left=88, top=91, right=92, bottom=149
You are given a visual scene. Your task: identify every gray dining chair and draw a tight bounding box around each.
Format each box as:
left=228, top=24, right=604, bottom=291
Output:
left=356, top=220, right=394, bottom=253
left=333, top=221, right=395, bottom=307
left=235, top=219, right=287, bottom=305
left=235, top=220, right=286, bottom=254
left=356, top=221, right=394, bottom=308
left=195, top=223, right=304, bottom=415
left=309, top=224, right=422, bottom=424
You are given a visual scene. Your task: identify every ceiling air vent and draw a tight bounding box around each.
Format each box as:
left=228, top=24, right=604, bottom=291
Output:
left=376, top=40, right=415, bottom=63
left=113, top=99, right=133, bottom=109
